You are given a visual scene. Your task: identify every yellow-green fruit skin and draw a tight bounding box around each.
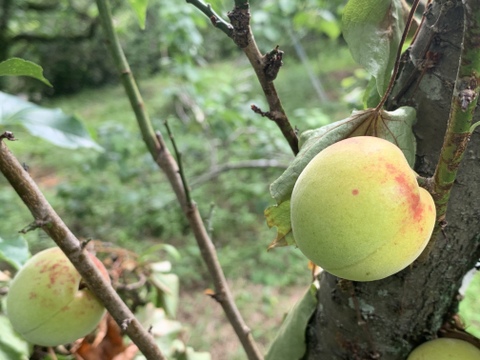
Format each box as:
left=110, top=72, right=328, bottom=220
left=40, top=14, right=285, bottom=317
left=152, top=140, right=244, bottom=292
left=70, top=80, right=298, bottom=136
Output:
left=290, top=136, right=436, bottom=281
left=407, top=338, right=480, bottom=360
left=6, top=247, right=107, bottom=346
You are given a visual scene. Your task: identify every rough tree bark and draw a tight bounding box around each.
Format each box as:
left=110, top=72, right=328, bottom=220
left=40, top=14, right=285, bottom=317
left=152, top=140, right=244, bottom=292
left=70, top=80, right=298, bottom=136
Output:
left=304, top=1, right=480, bottom=359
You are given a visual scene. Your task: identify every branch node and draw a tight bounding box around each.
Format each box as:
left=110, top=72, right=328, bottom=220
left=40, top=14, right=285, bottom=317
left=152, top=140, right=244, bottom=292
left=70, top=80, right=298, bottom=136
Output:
left=459, top=88, right=477, bottom=111
left=81, top=238, right=93, bottom=250
left=205, top=288, right=227, bottom=303
left=251, top=104, right=275, bottom=122
left=206, top=202, right=216, bottom=238
left=186, top=0, right=233, bottom=36
left=264, top=46, right=284, bottom=82
left=0, top=131, right=17, bottom=141
left=227, top=6, right=251, bottom=48
left=19, top=218, right=51, bottom=234
left=155, top=131, right=166, bottom=154
left=121, top=318, right=132, bottom=331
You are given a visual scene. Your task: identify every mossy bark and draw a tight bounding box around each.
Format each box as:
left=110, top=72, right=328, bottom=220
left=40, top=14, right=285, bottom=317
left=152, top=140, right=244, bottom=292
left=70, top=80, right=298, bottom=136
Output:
left=304, top=1, right=480, bottom=359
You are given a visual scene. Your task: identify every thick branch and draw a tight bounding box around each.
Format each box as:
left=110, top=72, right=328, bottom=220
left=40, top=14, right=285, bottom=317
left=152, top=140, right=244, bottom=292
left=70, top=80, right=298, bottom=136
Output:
left=0, top=140, right=166, bottom=360
left=95, top=0, right=263, bottom=358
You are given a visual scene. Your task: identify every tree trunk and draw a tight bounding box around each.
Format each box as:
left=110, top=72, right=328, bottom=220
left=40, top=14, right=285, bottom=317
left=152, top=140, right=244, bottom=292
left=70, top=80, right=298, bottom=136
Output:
left=304, top=1, right=480, bottom=359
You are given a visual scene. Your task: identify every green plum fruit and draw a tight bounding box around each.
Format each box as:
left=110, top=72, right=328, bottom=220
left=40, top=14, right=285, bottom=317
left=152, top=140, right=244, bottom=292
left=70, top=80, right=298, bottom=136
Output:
left=407, top=338, right=480, bottom=359
left=6, top=247, right=109, bottom=346
left=290, top=136, right=436, bottom=281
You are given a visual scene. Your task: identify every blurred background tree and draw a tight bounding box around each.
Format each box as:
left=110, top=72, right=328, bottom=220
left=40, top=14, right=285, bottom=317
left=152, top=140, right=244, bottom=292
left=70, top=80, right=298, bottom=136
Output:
left=0, top=0, right=347, bottom=97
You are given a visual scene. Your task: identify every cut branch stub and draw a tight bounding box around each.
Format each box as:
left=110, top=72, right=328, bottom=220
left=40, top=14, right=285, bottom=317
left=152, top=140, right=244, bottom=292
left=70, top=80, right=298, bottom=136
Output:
left=264, top=46, right=284, bottom=82
left=227, top=5, right=251, bottom=48
left=0, top=131, right=16, bottom=141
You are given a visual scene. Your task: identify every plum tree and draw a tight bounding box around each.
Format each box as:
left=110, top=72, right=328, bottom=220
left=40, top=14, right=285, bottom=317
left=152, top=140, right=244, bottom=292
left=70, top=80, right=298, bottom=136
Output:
left=290, top=136, right=436, bottom=281
left=6, top=247, right=109, bottom=346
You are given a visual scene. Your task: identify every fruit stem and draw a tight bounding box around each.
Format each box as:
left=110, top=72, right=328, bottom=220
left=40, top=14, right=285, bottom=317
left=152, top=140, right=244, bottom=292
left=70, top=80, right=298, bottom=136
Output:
left=375, top=0, right=421, bottom=111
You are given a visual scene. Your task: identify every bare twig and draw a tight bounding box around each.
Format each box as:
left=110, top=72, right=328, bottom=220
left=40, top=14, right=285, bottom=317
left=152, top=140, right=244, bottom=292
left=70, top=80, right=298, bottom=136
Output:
left=229, top=4, right=298, bottom=154
left=191, top=159, right=288, bottom=187
left=206, top=203, right=216, bottom=238
left=188, top=0, right=299, bottom=155
left=0, top=141, right=166, bottom=360
left=185, top=0, right=233, bottom=36
left=163, top=122, right=192, bottom=206
left=95, top=0, right=263, bottom=358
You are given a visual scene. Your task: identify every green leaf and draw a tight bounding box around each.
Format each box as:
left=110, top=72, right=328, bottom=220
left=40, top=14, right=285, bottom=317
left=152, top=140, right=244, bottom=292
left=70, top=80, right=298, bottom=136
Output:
left=265, top=200, right=295, bottom=250
left=343, top=0, right=405, bottom=96
left=128, top=0, right=149, bottom=29
left=0, top=315, right=30, bottom=360
left=270, top=111, right=372, bottom=203
left=139, top=243, right=181, bottom=263
left=172, top=345, right=212, bottom=360
left=184, top=348, right=211, bottom=360
left=0, top=236, right=30, bottom=271
left=269, top=107, right=417, bottom=204
left=150, top=273, right=179, bottom=318
left=0, top=92, right=102, bottom=150
left=459, top=270, right=480, bottom=338
left=363, top=77, right=381, bottom=109
left=265, top=282, right=319, bottom=360
left=380, top=106, right=417, bottom=166
left=0, top=58, right=52, bottom=87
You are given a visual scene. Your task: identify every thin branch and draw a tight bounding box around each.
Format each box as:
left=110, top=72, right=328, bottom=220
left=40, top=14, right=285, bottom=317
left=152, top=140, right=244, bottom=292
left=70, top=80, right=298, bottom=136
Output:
left=162, top=123, right=192, bottom=206
left=0, top=140, right=167, bottom=360
left=206, top=203, right=216, bottom=238
left=430, top=0, right=480, bottom=234
left=185, top=0, right=233, bottom=36
left=188, top=0, right=299, bottom=155
left=191, top=159, right=288, bottom=187
left=95, top=0, right=263, bottom=358
left=376, top=0, right=421, bottom=110
left=229, top=5, right=298, bottom=154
